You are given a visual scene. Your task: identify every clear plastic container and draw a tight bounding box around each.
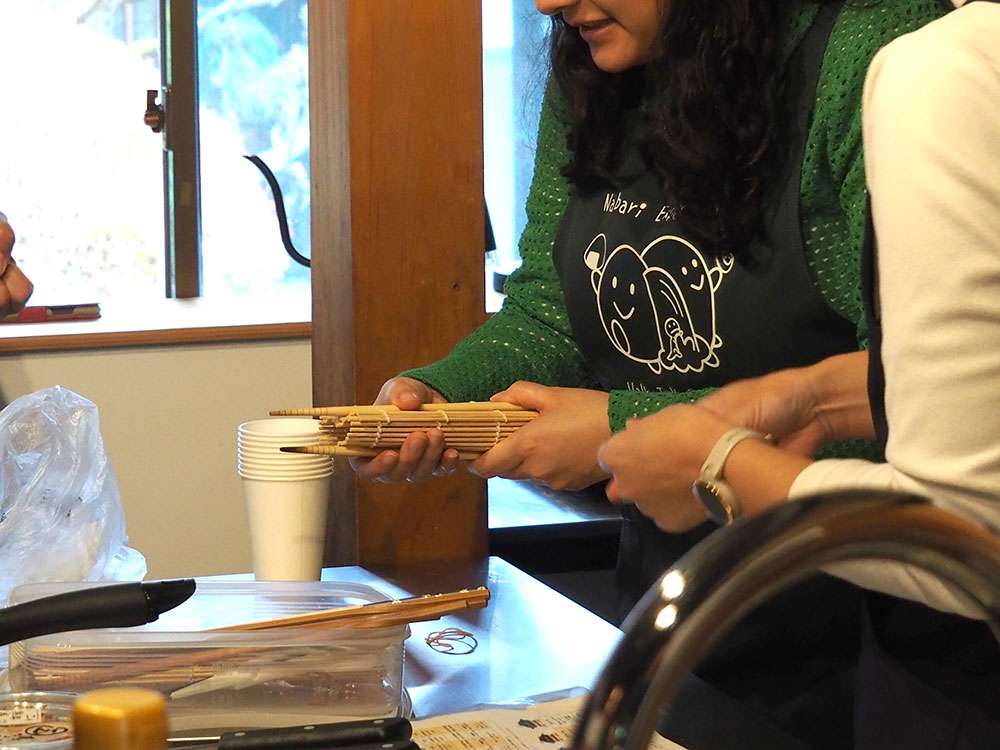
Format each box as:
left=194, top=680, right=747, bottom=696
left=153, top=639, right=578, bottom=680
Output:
left=0, top=692, right=75, bottom=749
left=6, top=581, right=408, bottom=732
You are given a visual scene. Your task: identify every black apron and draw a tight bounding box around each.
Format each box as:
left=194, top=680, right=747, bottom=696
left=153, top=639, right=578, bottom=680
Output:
left=553, top=3, right=867, bottom=746
left=859, top=200, right=1000, bottom=747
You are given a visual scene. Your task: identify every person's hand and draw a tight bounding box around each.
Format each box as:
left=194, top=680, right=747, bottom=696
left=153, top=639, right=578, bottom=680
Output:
left=0, top=212, right=33, bottom=316
left=696, top=369, right=822, bottom=455
left=348, top=376, right=462, bottom=483
left=470, top=381, right=611, bottom=491
left=598, top=404, right=731, bottom=533
left=697, top=352, right=872, bottom=454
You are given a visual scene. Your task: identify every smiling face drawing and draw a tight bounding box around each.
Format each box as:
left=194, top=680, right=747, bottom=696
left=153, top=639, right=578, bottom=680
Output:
left=594, top=246, right=662, bottom=364
left=585, top=233, right=733, bottom=375
left=679, top=256, right=708, bottom=291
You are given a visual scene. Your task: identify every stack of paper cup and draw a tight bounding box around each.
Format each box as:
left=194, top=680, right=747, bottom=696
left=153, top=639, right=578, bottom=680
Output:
left=237, top=418, right=333, bottom=581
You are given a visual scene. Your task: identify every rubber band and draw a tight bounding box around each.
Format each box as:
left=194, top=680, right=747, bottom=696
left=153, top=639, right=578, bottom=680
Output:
left=425, top=627, right=478, bottom=655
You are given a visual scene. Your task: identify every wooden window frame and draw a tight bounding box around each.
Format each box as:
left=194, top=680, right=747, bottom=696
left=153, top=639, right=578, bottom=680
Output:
left=159, top=0, right=203, bottom=298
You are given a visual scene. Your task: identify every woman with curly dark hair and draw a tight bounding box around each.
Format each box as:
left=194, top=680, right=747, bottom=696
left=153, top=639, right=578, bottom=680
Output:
left=352, top=0, right=950, bottom=744
left=552, top=0, right=807, bottom=259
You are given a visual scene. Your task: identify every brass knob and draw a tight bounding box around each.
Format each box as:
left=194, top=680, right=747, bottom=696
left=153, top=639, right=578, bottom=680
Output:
left=73, top=688, right=168, bottom=750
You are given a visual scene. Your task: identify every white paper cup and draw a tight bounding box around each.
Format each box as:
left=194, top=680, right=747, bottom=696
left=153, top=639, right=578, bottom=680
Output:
left=240, top=471, right=332, bottom=483
left=237, top=419, right=333, bottom=479
left=238, top=434, right=321, bottom=446
left=237, top=456, right=331, bottom=470
left=242, top=474, right=331, bottom=580
left=239, top=418, right=322, bottom=438
left=238, top=464, right=333, bottom=480
left=238, top=440, right=327, bottom=453
left=238, top=443, right=327, bottom=456
left=238, top=443, right=323, bottom=456
left=239, top=443, right=324, bottom=455
left=238, top=461, right=331, bottom=473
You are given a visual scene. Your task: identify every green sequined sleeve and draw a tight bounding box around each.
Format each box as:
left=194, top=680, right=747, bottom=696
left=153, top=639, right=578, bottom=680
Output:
left=400, top=93, right=594, bottom=402
left=799, top=0, right=947, bottom=349
left=607, top=388, right=716, bottom=433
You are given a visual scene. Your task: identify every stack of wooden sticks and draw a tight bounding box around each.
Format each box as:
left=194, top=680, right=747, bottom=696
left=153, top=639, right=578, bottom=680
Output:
left=269, top=402, right=538, bottom=459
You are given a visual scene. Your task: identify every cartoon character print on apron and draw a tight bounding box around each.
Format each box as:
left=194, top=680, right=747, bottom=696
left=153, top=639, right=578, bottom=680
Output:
left=579, top=221, right=734, bottom=380
left=554, top=134, right=856, bottom=398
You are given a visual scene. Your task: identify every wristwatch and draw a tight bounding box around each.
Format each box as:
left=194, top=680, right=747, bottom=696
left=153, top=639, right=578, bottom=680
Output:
left=691, top=428, right=768, bottom=525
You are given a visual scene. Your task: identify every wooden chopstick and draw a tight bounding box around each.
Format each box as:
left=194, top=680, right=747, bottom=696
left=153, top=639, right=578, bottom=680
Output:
left=211, top=587, right=490, bottom=632
left=322, top=424, right=523, bottom=430
left=283, top=445, right=483, bottom=460
left=272, top=402, right=527, bottom=416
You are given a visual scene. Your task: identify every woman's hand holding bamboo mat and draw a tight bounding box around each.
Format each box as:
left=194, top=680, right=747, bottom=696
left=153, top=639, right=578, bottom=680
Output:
left=270, top=402, right=538, bottom=459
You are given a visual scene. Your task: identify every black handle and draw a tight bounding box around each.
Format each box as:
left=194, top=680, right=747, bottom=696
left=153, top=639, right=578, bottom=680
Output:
left=217, top=717, right=412, bottom=749
left=0, top=579, right=195, bottom=647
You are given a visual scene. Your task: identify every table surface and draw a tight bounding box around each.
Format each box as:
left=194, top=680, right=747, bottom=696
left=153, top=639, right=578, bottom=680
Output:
left=221, top=558, right=809, bottom=748
left=488, top=478, right=621, bottom=543
left=320, top=556, right=622, bottom=718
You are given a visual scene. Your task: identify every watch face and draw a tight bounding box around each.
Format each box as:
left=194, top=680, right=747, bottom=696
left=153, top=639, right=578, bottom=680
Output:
left=692, top=481, right=732, bottom=525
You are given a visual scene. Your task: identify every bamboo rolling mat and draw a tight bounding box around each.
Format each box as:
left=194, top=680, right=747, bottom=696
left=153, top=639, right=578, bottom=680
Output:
left=270, top=401, right=538, bottom=458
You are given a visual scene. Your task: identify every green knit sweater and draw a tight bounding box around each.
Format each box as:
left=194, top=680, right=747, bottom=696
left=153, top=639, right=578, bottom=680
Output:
left=406, top=0, right=945, bottom=433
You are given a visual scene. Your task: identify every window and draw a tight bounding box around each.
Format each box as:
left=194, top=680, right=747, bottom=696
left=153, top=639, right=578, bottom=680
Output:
left=197, top=0, right=310, bottom=301
left=482, top=0, right=550, bottom=312
left=0, top=0, right=308, bottom=314
left=3, top=1, right=544, bottom=332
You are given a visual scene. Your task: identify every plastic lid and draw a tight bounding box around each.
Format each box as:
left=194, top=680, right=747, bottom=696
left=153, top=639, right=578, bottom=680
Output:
left=72, top=689, right=167, bottom=750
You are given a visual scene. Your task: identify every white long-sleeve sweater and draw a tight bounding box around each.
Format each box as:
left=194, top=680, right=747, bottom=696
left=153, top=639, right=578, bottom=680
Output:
left=789, top=0, right=1000, bottom=617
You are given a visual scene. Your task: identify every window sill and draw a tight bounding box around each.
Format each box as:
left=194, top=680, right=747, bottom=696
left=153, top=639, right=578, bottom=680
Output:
left=0, top=295, right=311, bottom=353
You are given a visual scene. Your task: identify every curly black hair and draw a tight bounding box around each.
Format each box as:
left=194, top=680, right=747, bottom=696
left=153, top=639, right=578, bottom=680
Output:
left=550, top=0, right=836, bottom=259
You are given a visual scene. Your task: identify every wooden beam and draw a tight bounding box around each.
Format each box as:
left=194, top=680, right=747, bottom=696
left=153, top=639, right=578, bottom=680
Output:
left=309, top=1, right=488, bottom=566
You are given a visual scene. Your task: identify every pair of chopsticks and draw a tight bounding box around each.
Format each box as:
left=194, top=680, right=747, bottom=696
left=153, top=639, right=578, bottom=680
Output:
left=270, top=402, right=538, bottom=459
left=211, top=586, right=491, bottom=632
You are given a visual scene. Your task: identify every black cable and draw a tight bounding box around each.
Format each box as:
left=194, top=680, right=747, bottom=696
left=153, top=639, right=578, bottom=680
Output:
left=243, top=154, right=311, bottom=268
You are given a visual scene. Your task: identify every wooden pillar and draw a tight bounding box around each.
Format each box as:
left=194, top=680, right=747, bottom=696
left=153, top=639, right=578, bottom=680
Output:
left=308, top=1, right=488, bottom=566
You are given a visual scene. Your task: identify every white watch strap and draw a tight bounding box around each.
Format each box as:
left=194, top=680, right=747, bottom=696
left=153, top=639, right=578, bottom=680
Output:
left=699, top=427, right=768, bottom=481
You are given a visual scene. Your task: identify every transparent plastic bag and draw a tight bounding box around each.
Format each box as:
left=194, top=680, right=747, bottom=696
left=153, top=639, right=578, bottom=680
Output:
left=0, top=386, right=146, bottom=605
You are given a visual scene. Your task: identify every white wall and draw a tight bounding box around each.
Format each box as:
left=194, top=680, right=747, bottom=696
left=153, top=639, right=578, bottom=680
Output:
left=0, top=340, right=312, bottom=578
